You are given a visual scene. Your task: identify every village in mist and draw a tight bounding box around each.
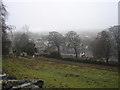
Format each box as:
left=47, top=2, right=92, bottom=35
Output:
left=1, top=0, right=119, bottom=89
left=7, top=26, right=119, bottom=63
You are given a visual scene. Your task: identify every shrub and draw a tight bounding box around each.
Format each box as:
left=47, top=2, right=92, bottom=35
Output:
left=49, top=51, right=62, bottom=59
left=40, top=51, right=62, bottom=59
left=62, top=58, right=118, bottom=67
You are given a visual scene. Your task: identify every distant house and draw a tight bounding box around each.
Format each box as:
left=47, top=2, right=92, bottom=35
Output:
left=35, top=38, right=49, bottom=54
left=20, top=52, right=27, bottom=57
left=84, top=51, right=93, bottom=58
left=34, top=53, right=39, bottom=57
left=80, top=52, right=85, bottom=57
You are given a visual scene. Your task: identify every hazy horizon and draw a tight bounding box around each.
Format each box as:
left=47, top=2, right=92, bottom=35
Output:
left=4, top=0, right=118, bottom=33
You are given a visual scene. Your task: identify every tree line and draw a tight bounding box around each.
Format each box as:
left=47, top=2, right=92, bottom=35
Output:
left=10, top=26, right=119, bottom=63
left=1, top=1, right=119, bottom=63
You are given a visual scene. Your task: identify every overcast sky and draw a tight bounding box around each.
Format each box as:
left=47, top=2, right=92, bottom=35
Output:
left=4, top=0, right=118, bottom=33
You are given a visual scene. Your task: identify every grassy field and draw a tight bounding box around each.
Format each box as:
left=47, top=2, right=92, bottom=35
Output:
left=3, top=57, right=119, bottom=88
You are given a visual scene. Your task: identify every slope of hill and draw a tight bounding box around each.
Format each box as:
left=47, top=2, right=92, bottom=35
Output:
left=3, top=57, right=119, bottom=88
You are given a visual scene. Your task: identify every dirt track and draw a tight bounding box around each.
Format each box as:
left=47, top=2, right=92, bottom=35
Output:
left=36, top=57, right=119, bottom=72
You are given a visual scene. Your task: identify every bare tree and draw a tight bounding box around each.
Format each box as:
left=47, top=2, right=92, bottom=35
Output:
left=92, top=31, right=111, bottom=63
left=0, top=1, right=13, bottom=56
left=109, top=25, right=120, bottom=61
left=48, top=31, right=64, bottom=56
left=65, top=31, right=81, bottom=58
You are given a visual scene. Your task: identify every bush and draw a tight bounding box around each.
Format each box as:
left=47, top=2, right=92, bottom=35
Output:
left=40, top=51, right=62, bottom=59
left=62, top=58, right=118, bottom=67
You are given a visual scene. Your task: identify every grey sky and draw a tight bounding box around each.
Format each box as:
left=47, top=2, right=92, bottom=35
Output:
left=4, top=0, right=118, bottom=33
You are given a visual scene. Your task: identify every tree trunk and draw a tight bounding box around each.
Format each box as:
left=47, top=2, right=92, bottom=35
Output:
left=57, top=46, right=60, bottom=55
left=106, top=57, right=109, bottom=63
left=74, top=48, right=78, bottom=58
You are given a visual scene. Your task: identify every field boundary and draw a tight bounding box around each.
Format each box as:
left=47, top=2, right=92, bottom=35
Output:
left=34, top=57, right=118, bottom=72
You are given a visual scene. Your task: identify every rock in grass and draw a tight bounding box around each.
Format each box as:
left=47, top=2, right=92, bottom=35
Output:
left=34, top=80, right=44, bottom=88
left=2, top=81, right=14, bottom=89
left=2, top=74, right=17, bottom=80
left=1, top=73, right=44, bottom=89
left=12, top=83, right=31, bottom=89
left=2, top=80, right=44, bottom=89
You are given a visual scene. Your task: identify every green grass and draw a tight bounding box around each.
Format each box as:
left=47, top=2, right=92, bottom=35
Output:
left=3, top=57, right=119, bottom=88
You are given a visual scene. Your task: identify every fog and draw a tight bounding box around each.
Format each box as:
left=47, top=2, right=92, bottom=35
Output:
left=4, top=0, right=118, bottom=33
